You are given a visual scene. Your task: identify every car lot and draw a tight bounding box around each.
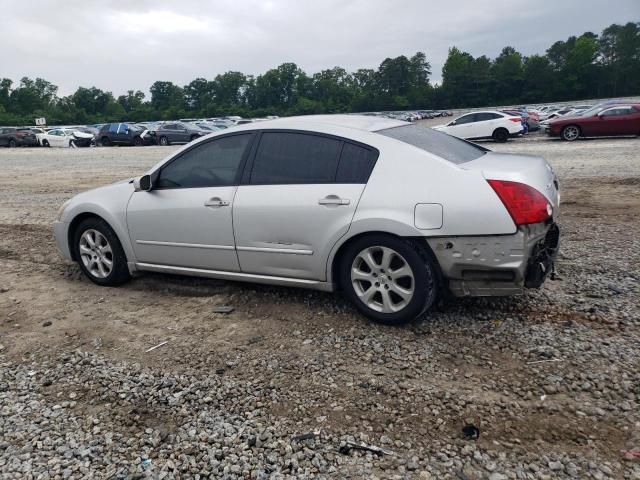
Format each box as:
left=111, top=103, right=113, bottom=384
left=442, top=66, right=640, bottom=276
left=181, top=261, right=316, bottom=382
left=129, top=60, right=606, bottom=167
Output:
left=1, top=136, right=639, bottom=478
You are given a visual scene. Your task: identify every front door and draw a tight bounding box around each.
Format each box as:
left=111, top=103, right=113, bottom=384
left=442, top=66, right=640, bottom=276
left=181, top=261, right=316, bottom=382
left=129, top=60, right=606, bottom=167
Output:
left=127, top=133, right=254, bottom=270
left=233, top=132, right=377, bottom=280
left=445, top=113, right=476, bottom=139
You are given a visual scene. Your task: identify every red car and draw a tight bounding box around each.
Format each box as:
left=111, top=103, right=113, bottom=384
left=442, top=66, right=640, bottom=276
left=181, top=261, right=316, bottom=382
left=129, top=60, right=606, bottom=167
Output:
left=548, top=104, right=640, bottom=141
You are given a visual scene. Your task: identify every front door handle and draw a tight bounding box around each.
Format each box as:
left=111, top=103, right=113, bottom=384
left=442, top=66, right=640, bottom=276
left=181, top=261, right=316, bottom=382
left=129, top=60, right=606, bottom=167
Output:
left=204, top=197, right=229, bottom=208
left=318, top=195, right=350, bottom=206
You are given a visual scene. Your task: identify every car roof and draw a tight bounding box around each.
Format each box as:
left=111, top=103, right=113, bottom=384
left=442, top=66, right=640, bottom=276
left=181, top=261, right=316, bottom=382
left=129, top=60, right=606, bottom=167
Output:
left=230, top=114, right=408, bottom=133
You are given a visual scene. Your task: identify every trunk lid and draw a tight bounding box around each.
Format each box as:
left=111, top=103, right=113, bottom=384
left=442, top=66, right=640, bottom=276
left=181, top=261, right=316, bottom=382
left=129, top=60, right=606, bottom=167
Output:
left=462, top=152, right=560, bottom=211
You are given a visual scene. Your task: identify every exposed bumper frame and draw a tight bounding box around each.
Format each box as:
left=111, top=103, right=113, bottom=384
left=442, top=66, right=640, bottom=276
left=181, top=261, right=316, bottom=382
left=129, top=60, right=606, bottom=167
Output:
left=427, top=222, right=559, bottom=297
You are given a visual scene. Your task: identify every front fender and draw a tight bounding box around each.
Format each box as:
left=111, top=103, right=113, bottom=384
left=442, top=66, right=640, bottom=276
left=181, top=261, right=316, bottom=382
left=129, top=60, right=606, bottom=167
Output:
left=60, top=182, right=136, bottom=263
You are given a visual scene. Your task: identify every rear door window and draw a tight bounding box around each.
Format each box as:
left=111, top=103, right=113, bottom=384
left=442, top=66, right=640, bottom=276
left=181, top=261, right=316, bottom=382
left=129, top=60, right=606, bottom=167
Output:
left=336, top=143, right=378, bottom=183
left=250, top=132, right=342, bottom=184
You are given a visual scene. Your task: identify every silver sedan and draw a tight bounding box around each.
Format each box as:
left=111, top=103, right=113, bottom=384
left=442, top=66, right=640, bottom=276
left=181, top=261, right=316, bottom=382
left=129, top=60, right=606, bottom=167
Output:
left=54, top=115, right=560, bottom=324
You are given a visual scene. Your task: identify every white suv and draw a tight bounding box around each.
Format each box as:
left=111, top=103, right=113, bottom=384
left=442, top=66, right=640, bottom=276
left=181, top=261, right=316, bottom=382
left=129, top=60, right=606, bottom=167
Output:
left=433, top=111, right=523, bottom=142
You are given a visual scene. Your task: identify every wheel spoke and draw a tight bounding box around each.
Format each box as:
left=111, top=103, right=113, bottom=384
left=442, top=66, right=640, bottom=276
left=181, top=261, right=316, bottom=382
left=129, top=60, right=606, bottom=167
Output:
left=351, top=268, right=373, bottom=282
left=79, top=245, right=92, bottom=257
left=380, top=247, right=394, bottom=270
left=379, top=289, right=395, bottom=313
left=85, top=232, right=96, bottom=248
left=390, top=264, right=412, bottom=279
left=390, top=283, right=413, bottom=302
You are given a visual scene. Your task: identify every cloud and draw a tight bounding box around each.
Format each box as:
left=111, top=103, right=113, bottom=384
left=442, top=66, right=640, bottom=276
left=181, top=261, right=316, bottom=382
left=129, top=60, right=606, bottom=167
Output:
left=0, top=0, right=637, bottom=95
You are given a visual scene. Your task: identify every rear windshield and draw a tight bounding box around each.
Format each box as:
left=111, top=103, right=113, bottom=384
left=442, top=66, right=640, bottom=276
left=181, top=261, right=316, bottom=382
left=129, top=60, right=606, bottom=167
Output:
left=377, top=124, right=487, bottom=164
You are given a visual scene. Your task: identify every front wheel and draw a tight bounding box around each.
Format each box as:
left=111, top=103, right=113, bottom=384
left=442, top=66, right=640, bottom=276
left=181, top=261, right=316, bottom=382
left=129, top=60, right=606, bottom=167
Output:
left=101, top=137, right=111, bottom=147
left=133, top=136, right=143, bottom=146
left=159, top=136, right=169, bottom=146
left=73, top=218, right=131, bottom=286
left=561, top=125, right=580, bottom=141
left=42, top=140, right=50, bottom=147
left=8, top=139, right=16, bottom=148
left=339, top=234, right=438, bottom=325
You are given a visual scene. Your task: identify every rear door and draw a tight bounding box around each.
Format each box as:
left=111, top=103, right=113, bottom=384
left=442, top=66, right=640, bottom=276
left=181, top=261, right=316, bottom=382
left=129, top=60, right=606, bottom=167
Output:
left=233, top=131, right=378, bottom=280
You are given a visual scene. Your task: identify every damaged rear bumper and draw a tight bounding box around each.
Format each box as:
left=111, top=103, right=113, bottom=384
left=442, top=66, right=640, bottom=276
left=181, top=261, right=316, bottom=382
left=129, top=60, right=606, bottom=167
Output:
left=426, top=222, right=560, bottom=297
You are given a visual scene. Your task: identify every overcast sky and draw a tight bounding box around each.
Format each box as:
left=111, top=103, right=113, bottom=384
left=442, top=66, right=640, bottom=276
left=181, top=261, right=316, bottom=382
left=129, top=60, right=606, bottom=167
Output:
left=2, top=0, right=638, bottom=96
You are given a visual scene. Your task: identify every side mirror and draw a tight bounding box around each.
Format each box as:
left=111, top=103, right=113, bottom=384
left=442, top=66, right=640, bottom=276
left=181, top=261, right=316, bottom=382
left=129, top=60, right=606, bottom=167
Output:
left=134, top=175, right=152, bottom=192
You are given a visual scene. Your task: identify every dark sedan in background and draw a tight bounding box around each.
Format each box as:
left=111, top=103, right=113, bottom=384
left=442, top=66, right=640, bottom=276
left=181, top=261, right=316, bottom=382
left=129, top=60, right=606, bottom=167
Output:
left=155, top=122, right=208, bottom=145
left=98, top=123, right=156, bottom=146
left=548, top=103, right=640, bottom=141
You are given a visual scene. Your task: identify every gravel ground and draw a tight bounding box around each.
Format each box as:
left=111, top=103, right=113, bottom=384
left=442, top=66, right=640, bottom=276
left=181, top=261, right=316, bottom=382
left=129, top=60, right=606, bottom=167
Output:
left=0, top=133, right=639, bottom=479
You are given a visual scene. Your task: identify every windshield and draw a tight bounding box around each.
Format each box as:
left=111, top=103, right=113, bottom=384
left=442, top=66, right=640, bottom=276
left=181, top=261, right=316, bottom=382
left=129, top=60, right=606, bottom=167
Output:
left=377, top=124, right=487, bottom=164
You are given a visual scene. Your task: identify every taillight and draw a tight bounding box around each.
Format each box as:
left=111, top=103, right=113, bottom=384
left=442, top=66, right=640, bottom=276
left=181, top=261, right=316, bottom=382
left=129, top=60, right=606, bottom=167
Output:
left=508, top=117, right=521, bottom=123
left=487, top=179, right=552, bottom=225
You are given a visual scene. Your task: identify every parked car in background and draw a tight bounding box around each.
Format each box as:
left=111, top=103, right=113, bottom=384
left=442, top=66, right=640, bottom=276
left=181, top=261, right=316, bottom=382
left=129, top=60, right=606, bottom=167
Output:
left=53, top=115, right=559, bottom=325
left=548, top=104, right=640, bottom=141
left=98, top=123, right=155, bottom=146
left=0, top=127, right=39, bottom=147
left=37, top=128, right=94, bottom=147
left=156, top=122, right=208, bottom=145
left=433, top=111, right=523, bottom=142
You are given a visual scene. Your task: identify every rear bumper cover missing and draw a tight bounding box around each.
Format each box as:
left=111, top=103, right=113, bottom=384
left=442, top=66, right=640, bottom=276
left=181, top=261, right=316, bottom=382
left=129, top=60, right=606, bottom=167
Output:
left=427, top=222, right=559, bottom=297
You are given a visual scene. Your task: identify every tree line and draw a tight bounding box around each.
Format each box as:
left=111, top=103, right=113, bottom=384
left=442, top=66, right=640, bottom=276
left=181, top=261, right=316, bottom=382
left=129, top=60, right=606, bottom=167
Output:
left=0, top=22, right=638, bottom=126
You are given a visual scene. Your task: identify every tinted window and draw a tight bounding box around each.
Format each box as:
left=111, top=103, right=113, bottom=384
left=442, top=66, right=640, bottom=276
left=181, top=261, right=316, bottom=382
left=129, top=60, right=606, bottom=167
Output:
left=157, top=134, right=251, bottom=189
left=455, top=114, right=475, bottom=125
left=378, top=124, right=486, bottom=165
left=250, top=132, right=342, bottom=184
left=336, top=143, right=378, bottom=183
left=474, top=112, right=501, bottom=121
left=601, top=107, right=632, bottom=117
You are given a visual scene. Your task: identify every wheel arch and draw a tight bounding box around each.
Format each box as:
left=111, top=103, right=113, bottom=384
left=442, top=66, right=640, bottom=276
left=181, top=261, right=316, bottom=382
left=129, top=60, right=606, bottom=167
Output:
left=66, top=207, right=134, bottom=264
left=328, top=230, right=443, bottom=292
left=67, top=212, right=108, bottom=261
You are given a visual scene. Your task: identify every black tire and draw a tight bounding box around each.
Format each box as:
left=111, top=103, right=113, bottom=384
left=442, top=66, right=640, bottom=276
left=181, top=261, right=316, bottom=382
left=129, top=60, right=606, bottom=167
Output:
left=133, top=136, right=143, bottom=146
left=159, top=136, right=169, bottom=146
left=492, top=128, right=509, bottom=143
left=339, top=234, right=438, bottom=325
left=42, top=140, right=50, bottom=147
left=8, top=139, right=16, bottom=148
left=101, top=137, right=112, bottom=147
left=72, top=217, right=131, bottom=286
left=561, top=125, right=580, bottom=142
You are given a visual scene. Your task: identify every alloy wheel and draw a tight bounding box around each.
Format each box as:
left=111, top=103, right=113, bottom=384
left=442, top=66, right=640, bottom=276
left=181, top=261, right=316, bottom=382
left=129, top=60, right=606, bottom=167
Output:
left=79, top=229, right=113, bottom=279
left=563, top=126, right=579, bottom=141
left=351, top=246, right=415, bottom=313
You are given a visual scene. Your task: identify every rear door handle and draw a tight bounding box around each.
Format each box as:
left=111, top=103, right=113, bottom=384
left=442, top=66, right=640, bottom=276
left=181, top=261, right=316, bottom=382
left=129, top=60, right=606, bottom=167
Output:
left=204, top=197, right=229, bottom=208
left=318, top=195, right=350, bottom=206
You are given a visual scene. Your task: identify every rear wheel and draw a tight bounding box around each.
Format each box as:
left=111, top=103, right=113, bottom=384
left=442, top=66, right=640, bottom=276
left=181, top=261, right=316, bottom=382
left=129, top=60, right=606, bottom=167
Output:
left=339, top=234, right=438, bottom=325
left=8, top=139, right=16, bottom=148
left=561, top=125, right=580, bottom=141
left=133, top=136, right=143, bottom=146
left=73, top=218, right=130, bottom=286
left=492, top=128, right=509, bottom=143
left=159, top=136, right=169, bottom=146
